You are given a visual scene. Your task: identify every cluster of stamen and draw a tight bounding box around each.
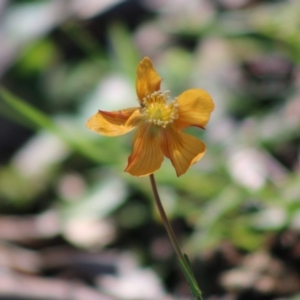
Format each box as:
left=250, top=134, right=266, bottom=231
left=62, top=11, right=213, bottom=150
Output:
left=141, top=90, right=179, bottom=128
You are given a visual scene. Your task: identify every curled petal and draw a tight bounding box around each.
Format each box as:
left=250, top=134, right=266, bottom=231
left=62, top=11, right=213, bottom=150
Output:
left=125, top=108, right=144, bottom=128
left=174, top=89, right=214, bottom=130
left=191, top=151, right=206, bottom=166
left=86, top=107, right=138, bottom=136
left=125, top=124, right=164, bottom=176
left=161, top=127, right=206, bottom=176
left=136, top=57, right=162, bottom=102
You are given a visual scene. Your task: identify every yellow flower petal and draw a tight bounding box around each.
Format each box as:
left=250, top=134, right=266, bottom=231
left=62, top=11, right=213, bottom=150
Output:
left=86, top=108, right=138, bottom=136
left=125, top=108, right=144, bottom=127
left=136, top=57, right=162, bottom=102
left=125, top=124, right=164, bottom=176
left=191, top=151, right=206, bottom=165
left=174, top=89, right=214, bottom=130
left=161, top=126, right=206, bottom=176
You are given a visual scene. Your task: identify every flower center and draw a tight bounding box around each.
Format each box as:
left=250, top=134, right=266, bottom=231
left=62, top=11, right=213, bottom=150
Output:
left=141, top=90, right=179, bottom=128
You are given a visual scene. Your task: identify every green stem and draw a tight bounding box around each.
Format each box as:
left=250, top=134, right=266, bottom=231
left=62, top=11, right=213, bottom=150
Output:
left=149, top=174, right=202, bottom=300
left=149, top=174, right=185, bottom=262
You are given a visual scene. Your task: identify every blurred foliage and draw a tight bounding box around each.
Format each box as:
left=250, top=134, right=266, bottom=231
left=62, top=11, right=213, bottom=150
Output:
left=0, top=0, right=300, bottom=299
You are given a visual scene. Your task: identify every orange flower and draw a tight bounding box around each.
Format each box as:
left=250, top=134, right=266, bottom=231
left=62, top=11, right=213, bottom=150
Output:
left=86, top=57, right=214, bottom=177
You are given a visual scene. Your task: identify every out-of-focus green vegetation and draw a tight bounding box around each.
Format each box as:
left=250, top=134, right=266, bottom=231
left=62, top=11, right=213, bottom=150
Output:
left=0, top=1, right=300, bottom=299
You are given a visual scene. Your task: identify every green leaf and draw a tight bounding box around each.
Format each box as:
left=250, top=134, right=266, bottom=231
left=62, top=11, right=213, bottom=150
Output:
left=178, top=256, right=203, bottom=300
left=0, top=87, right=102, bottom=163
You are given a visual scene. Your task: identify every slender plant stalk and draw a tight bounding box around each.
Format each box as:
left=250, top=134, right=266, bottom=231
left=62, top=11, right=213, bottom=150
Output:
left=149, top=174, right=202, bottom=300
left=149, top=174, right=185, bottom=261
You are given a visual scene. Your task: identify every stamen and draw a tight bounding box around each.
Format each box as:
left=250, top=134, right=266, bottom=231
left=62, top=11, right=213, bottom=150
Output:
left=141, top=90, right=179, bottom=128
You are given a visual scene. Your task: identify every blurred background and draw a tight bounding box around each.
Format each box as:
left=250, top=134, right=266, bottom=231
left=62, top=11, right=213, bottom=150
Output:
left=0, top=0, right=300, bottom=299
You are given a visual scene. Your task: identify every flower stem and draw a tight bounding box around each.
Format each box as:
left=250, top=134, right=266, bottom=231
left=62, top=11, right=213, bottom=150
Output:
left=149, top=174, right=185, bottom=261
left=149, top=174, right=202, bottom=300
